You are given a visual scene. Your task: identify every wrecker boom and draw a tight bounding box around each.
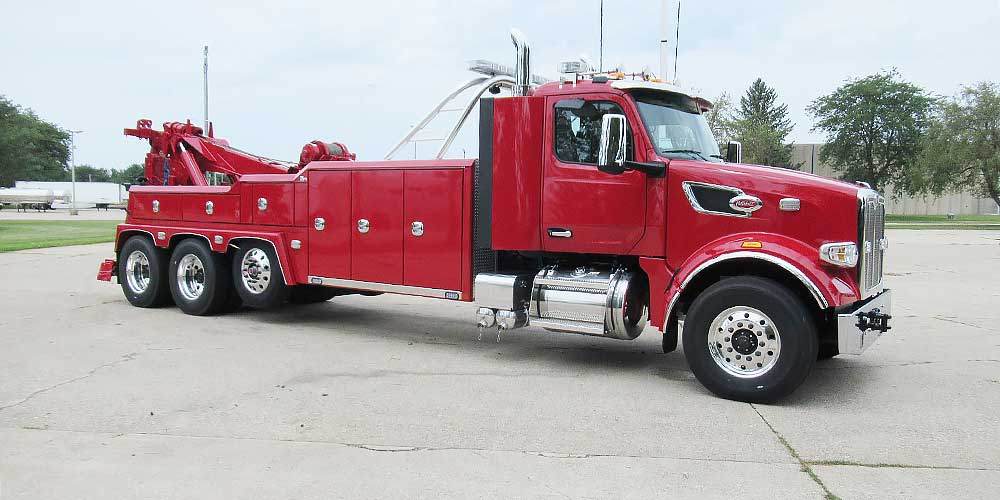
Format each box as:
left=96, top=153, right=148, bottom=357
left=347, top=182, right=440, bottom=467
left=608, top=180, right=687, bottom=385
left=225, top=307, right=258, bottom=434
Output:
left=124, top=119, right=354, bottom=186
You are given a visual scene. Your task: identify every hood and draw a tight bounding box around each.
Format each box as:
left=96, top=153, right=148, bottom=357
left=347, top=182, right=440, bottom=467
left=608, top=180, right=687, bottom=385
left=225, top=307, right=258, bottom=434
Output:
left=702, top=160, right=863, bottom=198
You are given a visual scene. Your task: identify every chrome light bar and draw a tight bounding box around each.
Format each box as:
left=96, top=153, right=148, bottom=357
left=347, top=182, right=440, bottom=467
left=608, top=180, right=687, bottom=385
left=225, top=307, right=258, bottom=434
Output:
left=468, top=59, right=548, bottom=86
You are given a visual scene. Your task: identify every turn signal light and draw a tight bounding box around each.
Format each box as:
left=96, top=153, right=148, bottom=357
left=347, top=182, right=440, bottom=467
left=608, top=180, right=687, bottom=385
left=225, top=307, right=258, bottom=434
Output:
left=819, top=242, right=858, bottom=267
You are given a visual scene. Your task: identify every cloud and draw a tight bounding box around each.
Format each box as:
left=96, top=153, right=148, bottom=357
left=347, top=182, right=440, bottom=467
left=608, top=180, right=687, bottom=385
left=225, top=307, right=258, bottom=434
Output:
left=1, top=0, right=997, bottom=169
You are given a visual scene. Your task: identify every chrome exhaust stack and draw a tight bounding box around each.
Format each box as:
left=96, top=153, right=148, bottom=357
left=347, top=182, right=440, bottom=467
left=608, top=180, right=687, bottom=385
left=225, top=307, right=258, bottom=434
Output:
left=511, top=28, right=531, bottom=96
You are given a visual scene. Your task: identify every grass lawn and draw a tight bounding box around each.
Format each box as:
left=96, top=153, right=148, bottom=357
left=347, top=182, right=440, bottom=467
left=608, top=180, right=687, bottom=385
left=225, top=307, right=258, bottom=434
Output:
left=0, top=220, right=119, bottom=252
left=886, top=214, right=1000, bottom=223
left=886, top=214, right=1000, bottom=230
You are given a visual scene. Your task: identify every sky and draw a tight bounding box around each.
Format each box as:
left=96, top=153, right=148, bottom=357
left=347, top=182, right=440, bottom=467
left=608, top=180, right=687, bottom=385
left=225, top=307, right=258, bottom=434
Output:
left=2, top=0, right=999, bottom=170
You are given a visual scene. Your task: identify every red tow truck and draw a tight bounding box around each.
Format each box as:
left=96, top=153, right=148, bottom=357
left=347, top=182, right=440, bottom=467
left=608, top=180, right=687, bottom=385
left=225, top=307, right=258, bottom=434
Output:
left=98, top=30, right=891, bottom=402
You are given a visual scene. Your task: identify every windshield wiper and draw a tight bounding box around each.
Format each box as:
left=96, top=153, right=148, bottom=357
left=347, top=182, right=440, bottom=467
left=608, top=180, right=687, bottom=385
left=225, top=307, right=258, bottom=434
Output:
left=661, top=149, right=708, bottom=161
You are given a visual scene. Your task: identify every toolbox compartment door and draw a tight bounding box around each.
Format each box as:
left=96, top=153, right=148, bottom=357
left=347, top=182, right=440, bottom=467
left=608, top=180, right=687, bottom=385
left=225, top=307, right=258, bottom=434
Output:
left=251, top=184, right=294, bottom=226
left=307, top=170, right=352, bottom=279
left=183, top=194, right=240, bottom=223
left=403, top=169, right=463, bottom=291
left=351, top=170, right=404, bottom=284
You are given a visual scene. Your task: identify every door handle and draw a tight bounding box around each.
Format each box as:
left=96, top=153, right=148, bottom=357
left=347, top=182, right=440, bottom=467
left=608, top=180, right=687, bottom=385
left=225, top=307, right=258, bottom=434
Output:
left=357, top=219, right=370, bottom=234
left=547, top=228, right=572, bottom=238
left=314, top=217, right=325, bottom=231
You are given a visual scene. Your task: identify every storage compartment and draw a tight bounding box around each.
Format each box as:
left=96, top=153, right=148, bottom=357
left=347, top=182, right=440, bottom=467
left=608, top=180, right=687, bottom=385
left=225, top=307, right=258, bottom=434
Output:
left=351, top=170, right=404, bottom=284
left=308, top=170, right=352, bottom=279
left=251, top=183, right=294, bottom=226
left=128, top=191, right=182, bottom=220
left=184, top=194, right=240, bottom=223
left=403, top=169, right=464, bottom=291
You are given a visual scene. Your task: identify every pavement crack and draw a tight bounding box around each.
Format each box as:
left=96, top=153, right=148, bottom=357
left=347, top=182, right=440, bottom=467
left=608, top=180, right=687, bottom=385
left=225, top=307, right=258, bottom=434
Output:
left=2, top=427, right=796, bottom=467
left=347, top=444, right=422, bottom=452
left=804, top=459, right=996, bottom=472
left=751, top=403, right=841, bottom=500
left=0, top=352, right=139, bottom=412
left=933, top=316, right=998, bottom=332
left=281, top=369, right=581, bottom=383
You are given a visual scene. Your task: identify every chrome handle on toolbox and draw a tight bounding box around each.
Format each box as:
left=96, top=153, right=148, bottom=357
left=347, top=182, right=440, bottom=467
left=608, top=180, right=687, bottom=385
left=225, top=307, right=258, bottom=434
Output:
left=358, top=219, right=370, bottom=234
left=314, top=217, right=325, bottom=231
left=547, top=228, right=572, bottom=238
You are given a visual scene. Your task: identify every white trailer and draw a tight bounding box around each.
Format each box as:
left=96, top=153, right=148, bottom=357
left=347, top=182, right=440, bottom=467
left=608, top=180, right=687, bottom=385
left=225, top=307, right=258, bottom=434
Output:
left=14, top=181, right=128, bottom=209
left=0, top=188, right=63, bottom=211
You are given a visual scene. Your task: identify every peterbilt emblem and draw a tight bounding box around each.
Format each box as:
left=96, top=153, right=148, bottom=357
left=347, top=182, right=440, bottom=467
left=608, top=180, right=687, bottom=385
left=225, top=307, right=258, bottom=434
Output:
left=728, top=195, right=763, bottom=214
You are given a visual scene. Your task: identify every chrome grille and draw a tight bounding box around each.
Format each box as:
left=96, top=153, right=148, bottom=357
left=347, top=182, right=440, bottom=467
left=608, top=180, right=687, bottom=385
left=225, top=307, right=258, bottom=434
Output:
left=858, top=191, right=886, bottom=296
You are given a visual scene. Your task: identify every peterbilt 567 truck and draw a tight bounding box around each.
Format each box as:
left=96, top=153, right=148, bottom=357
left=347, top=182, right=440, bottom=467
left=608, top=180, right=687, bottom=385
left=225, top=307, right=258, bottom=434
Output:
left=97, top=30, right=891, bottom=402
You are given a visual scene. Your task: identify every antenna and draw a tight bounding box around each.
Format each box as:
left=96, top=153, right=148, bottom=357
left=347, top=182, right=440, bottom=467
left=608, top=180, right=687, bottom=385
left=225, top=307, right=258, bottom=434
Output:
left=599, top=0, right=604, bottom=72
left=659, top=0, right=670, bottom=79
left=673, top=1, right=681, bottom=83
left=203, top=45, right=209, bottom=131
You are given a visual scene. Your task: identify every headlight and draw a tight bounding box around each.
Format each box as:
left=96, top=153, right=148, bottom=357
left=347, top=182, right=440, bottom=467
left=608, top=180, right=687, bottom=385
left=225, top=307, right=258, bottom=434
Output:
left=819, top=242, right=858, bottom=267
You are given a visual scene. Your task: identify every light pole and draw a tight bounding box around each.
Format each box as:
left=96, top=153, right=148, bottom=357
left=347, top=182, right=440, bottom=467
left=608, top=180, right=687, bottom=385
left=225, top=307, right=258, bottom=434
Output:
left=68, top=130, right=83, bottom=215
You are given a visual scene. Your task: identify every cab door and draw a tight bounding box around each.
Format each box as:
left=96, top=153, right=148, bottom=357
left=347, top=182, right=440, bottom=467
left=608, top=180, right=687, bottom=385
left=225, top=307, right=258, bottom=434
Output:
left=541, top=94, right=647, bottom=254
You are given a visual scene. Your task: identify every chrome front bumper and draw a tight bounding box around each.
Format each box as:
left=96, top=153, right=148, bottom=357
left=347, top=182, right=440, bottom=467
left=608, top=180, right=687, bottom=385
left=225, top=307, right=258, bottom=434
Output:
left=838, top=289, right=892, bottom=355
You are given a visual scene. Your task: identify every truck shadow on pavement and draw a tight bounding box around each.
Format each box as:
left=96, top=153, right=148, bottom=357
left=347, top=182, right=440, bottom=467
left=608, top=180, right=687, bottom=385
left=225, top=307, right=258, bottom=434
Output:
left=231, top=298, right=875, bottom=405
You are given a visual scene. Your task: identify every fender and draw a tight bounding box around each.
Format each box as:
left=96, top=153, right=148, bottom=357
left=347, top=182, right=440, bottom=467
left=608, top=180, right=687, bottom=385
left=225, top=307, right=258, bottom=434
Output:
left=115, top=223, right=304, bottom=285
left=663, top=232, right=861, bottom=326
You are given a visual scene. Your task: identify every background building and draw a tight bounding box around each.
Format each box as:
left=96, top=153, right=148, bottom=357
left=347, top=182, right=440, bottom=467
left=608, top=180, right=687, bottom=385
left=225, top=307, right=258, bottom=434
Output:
left=792, top=144, right=999, bottom=215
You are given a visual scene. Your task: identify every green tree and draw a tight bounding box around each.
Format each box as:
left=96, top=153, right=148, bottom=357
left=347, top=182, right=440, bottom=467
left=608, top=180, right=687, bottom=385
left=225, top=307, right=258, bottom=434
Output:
left=728, top=79, right=797, bottom=168
left=0, top=95, right=70, bottom=186
left=706, top=92, right=734, bottom=150
left=807, top=71, right=934, bottom=193
left=110, top=163, right=146, bottom=185
left=913, top=82, right=1000, bottom=207
left=69, top=164, right=112, bottom=183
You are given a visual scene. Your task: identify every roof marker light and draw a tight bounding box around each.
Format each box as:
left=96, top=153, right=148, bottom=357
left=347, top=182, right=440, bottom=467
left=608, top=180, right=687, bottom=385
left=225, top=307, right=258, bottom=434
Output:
left=558, top=61, right=589, bottom=74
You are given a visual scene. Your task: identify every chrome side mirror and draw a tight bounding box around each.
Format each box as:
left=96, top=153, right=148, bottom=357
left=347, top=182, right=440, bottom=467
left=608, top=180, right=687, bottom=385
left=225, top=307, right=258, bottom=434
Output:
left=726, top=141, right=742, bottom=163
left=597, top=113, right=627, bottom=174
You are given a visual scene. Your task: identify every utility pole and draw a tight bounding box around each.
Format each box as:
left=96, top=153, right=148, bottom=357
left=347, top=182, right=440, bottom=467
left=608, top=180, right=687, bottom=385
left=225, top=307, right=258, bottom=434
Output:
left=68, top=130, right=83, bottom=215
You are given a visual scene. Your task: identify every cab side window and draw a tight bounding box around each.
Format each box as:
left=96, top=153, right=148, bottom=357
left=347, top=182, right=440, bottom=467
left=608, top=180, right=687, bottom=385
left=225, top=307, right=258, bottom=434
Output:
left=554, top=99, right=633, bottom=164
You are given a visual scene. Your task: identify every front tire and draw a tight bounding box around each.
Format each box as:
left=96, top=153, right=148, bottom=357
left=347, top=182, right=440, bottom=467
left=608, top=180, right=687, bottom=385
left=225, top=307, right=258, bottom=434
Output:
left=118, top=235, right=171, bottom=308
left=682, top=276, right=817, bottom=403
left=168, top=239, right=232, bottom=316
left=232, top=242, right=289, bottom=309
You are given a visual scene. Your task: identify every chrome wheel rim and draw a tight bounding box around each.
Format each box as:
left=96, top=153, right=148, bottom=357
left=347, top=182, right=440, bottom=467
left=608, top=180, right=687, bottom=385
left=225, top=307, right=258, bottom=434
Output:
left=176, top=254, right=206, bottom=301
left=125, top=250, right=150, bottom=294
left=240, top=248, right=271, bottom=294
left=708, top=306, right=781, bottom=378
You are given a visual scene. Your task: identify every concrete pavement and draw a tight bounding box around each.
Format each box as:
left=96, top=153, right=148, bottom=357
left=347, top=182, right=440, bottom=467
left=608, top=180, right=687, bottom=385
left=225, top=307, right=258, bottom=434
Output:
left=0, top=230, right=998, bottom=499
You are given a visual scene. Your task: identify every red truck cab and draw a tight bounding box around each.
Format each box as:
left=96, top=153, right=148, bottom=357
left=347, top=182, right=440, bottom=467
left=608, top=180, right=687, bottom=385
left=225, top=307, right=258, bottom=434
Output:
left=100, top=30, right=890, bottom=402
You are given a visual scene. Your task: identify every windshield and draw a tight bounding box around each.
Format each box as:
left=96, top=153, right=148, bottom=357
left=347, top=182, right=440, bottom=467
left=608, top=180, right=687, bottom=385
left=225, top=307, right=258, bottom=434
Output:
left=630, top=89, right=722, bottom=162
